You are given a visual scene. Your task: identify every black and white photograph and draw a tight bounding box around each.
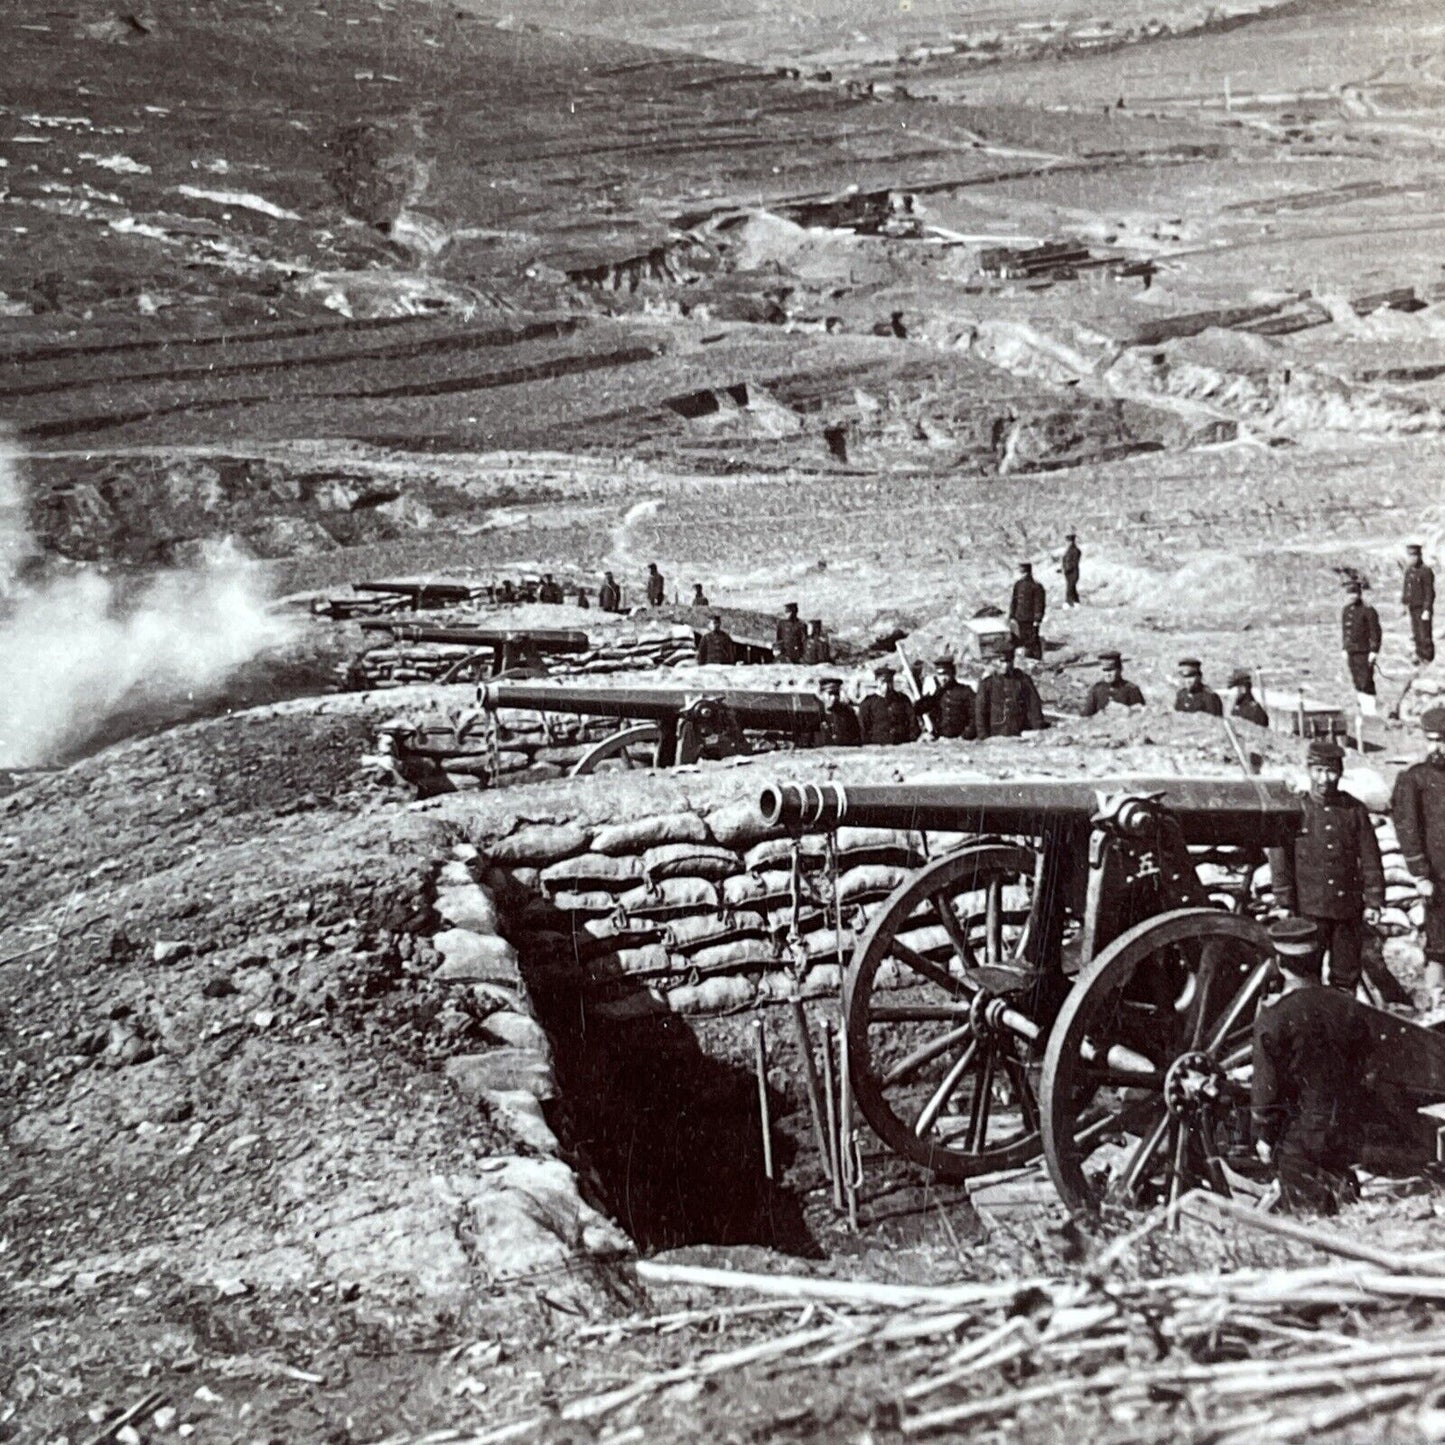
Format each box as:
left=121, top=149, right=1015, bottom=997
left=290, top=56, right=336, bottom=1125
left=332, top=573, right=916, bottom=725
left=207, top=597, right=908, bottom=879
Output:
left=5, top=0, right=1445, bottom=1440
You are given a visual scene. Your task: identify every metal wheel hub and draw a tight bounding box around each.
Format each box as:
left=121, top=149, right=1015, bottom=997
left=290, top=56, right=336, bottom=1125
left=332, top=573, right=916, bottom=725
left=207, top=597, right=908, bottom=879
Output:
left=1163, top=1049, right=1226, bottom=1117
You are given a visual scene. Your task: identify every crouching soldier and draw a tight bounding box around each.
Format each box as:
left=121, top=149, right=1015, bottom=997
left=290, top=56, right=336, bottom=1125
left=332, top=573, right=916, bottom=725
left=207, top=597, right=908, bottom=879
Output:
left=1252, top=917, right=1368, bottom=1214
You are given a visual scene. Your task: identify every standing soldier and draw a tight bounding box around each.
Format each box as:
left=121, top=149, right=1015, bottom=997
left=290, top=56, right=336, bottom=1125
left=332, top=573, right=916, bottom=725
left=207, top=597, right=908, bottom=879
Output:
left=1268, top=739, right=1383, bottom=993
left=802, top=619, right=831, bottom=665
left=1061, top=532, right=1082, bottom=608
left=598, top=570, right=622, bottom=613
left=696, top=613, right=737, bottom=665
left=1251, top=917, right=1369, bottom=1214
left=858, top=665, right=919, bottom=745
left=975, top=644, right=1046, bottom=739
left=538, top=573, right=564, bottom=605
left=574, top=585, right=591, bottom=610
left=1341, top=578, right=1382, bottom=713
left=1228, top=668, right=1269, bottom=727
left=690, top=583, right=710, bottom=608
left=917, top=657, right=976, bottom=739
left=1391, top=707, right=1445, bottom=1000
left=1080, top=650, right=1145, bottom=716
left=646, top=562, right=666, bottom=607
left=814, top=676, right=860, bottom=747
left=1173, top=658, right=1223, bottom=716
left=1403, top=543, right=1436, bottom=664
left=776, top=602, right=807, bottom=663
left=1009, top=562, right=1047, bottom=660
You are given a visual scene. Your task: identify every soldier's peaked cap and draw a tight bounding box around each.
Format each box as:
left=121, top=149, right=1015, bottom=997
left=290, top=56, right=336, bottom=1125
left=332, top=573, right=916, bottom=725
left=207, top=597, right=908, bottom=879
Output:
left=707, top=611, right=722, bottom=622
left=1178, top=657, right=1203, bottom=672
left=818, top=675, right=842, bottom=689
left=875, top=663, right=897, bottom=676
left=1018, top=560, right=1033, bottom=570
left=1098, top=650, right=1123, bottom=665
left=1066, top=531, right=1078, bottom=540
left=1421, top=706, right=1445, bottom=738
left=1269, top=918, right=1322, bottom=974
left=809, top=618, right=823, bottom=627
left=1307, top=738, right=1345, bottom=766
left=1227, top=667, right=1252, bottom=688
left=935, top=656, right=957, bottom=670
left=784, top=601, right=799, bottom=612
left=1408, top=543, right=1425, bottom=554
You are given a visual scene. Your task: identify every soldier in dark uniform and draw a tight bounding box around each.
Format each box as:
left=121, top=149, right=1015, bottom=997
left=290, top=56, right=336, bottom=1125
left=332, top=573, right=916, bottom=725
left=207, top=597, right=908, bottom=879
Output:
left=1061, top=532, right=1082, bottom=607
left=814, top=676, right=860, bottom=747
left=1341, top=578, right=1381, bottom=710
left=917, top=658, right=976, bottom=739
left=975, top=644, right=1046, bottom=739
left=858, top=665, right=919, bottom=745
left=574, top=586, right=590, bottom=610
left=499, top=579, right=517, bottom=605
left=646, top=562, right=665, bottom=607
left=1403, top=543, right=1436, bottom=664
left=1252, top=917, right=1369, bottom=1215
left=776, top=602, right=807, bottom=663
left=1268, top=739, right=1383, bottom=993
left=598, top=571, right=622, bottom=612
left=1173, top=658, right=1223, bottom=716
left=537, top=573, right=564, bottom=605
left=696, top=613, right=736, bottom=665
left=1228, top=668, right=1269, bottom=727
left=690, top=583, right=710, bottom=608
left=802, top=619, right=831, bottom=665
left=1080, top=649, right=1145, bottom=716
left=1009, top=562, right=1047, bottom=660
left=1391, top=707, right=1445, bottom=999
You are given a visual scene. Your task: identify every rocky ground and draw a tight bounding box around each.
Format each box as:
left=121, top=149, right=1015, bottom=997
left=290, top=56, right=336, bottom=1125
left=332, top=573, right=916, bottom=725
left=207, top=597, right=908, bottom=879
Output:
left=9, top=0, right=1445, bottom=1440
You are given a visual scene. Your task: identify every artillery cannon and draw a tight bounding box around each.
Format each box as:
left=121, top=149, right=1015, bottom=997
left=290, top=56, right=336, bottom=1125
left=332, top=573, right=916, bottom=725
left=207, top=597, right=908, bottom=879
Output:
left=480, top=681, right=823, bottom=774
left=760, top=775, right=1445, bottom=1214
left=358, top=622, right=590, bottom=683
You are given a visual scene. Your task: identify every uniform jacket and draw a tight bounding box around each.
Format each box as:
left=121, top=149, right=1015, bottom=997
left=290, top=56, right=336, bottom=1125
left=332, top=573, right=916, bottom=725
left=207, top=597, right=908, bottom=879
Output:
left=646, top=572, right=665, bottom=606
left=801, top=635, right=832, bottom=665
left=816, top=702, right=861, bottom=747
left=537, top=581, right=564, bottom=604
left=1392, top=756, right=1445, bottom=882
left=1403, top=562, right=1436, bottom=614
left=1080, top=678, right=1145, bottom=716
left=1009, top=576, right=1047, bottom=625
left=975, top=670, right=1045, bottom=739
left=598, top=580, right=622, bottom=612
left=1062, top=543, right=1081, bottom=580
left=776, top=616, right=807, bottom=663
left=1269, top=788, right=1384, bottom=919
left=858, top=691, right=919, bottom=745
left=1341, top=600, right=1382, bottom=654
left=1174, top=684, right=1223, bottom=716
left=1231, top=693, right=1269, bottom=728
left=919, top=680, right=977, bottom=739
left=1251, top=985, right=1369, bottom=1153
left=696, top=630, right=736, bottom=665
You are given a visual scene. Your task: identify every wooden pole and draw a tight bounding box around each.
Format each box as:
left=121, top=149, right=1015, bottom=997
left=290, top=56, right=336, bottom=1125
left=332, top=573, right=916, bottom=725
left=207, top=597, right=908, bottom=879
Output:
left=789, top=998, right=833, bottom=1185
left=839, top=1021, right=859, bottom=1229
left=754, top=1019, right=774, bottom=1181
left=821, top=1022, right=844, bottom=1210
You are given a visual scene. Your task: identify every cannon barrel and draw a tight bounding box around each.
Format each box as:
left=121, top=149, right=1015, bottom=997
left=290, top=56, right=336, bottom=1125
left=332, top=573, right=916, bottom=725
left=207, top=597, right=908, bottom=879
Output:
left=352, top=580, right=479, bottom=601
left=759, top=777, right=1303, bottom=847
left=481, top=681, right=823, bottom=730
left=359, top=623, right=590, bottom=651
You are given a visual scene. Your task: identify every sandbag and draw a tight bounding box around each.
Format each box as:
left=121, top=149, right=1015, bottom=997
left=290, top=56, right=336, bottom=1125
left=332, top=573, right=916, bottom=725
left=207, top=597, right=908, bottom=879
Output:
left=756, top=965, right=843, bottom=1001
left=706, top=800, right=787, bottom=851
left=540, top=852, right=645, bottom=891
left=592, top=943, right=674, bottom=979
left=624, top=877, right=721, bottom=918
left=836, top=864, right=912, bottom=905
left=549, top=889, right=641, bottom=916
left=581, top=914, right=667, bottom=943
left=744, top=836, right=826, bottom=873
left=592, top=812, right=709, bottom=856
left=666, top=975, right=756, bottom=1015
left=764, top=906, right=830, bottom=937
left=644, top=843, right=743, bottom=883
left=724, top=869, right=803, bottom=909
left=665, top=910, right=768, bottom=952
left=688, top=938, right=780, bottom=975
left=490, top=822, right=592, bottom=866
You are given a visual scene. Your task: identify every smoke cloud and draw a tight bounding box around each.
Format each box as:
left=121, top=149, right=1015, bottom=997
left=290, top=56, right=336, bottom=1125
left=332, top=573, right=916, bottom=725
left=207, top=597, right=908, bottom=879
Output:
left=0, top=437, right=295, bottom=768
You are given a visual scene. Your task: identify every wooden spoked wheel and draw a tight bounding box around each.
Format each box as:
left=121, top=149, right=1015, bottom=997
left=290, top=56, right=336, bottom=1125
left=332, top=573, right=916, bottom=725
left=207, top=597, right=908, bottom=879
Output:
left=844, top=843, right=1051, bottom=1180
left=1040, top=909, right=1274, bottom=1214
left=569, top=723, right=664, bottom=775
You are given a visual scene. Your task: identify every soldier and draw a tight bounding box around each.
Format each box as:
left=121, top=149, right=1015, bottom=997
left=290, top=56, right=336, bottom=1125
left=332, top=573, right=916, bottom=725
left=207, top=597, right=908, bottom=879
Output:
left=1228, top=668, right=1269, bottom=727
left=498, top=579, right=517, bottom=605
left=1009, top=562, right=1047, bottom=660
left=696, top=613, right=736, bottom=665
left=598, top=570, right=622, bottom=613
left=815, top=676, right=861, bottom=747
left=802, top=619, right=831, bottom=665
left=574, top=586, right=591, bottom=610
left=1391, top=707, right=1445, bottom=999
left=691, top=583, right=710, bottom=608
left=1403, top=543, right=1436, bottom=665
left=646, top=562, right=665, bottom=607
left=975, top=644, right=1046, bottom=740
left=1061, top=532, right=1082, bottom=608
left=776, top=602, right=807, bottom=663
left=1251, top=917, right=1368, bottom=1215
left=1080, top=650, right=1145, bottom=716
left=1341, top=578, right=1382, bottom=713
left=1268, top=739, right=1383, bottom=993
left=537, top=573, right=564, bottom=605
left=858, top=665, right=919, bottom=745
left=917, top=657, right=976, bottom=740
left=1173, top=658, right=1223, bottom=716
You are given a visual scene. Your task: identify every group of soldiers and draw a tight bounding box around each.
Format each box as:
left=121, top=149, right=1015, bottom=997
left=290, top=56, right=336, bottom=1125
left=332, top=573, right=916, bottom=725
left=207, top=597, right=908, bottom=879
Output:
left=1338, top=544, right=1436, bottom=715
left=1252, top=710, right=1445, bottom=1211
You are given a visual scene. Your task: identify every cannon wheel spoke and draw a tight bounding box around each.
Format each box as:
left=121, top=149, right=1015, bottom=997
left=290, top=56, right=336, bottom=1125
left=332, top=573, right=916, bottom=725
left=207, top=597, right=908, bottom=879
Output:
left=845, top=843, right=1047, bottom=1180
left=1040, top=908, right=1272, bottom=1214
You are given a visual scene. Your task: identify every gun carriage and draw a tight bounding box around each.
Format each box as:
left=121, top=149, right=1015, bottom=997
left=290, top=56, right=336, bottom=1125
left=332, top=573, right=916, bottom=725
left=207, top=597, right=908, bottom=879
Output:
left=480, top=681, right=824, bottom=775
left=760, top=776, right=1445, bottom=1213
